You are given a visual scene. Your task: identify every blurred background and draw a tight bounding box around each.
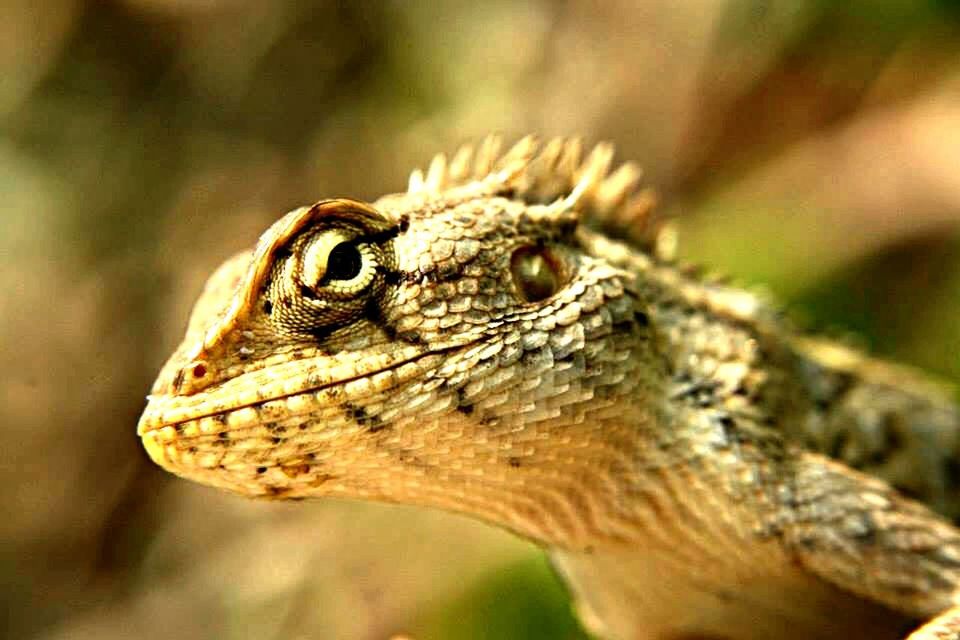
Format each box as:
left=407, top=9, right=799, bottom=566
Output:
left=2, top=1, right=960, bottom=638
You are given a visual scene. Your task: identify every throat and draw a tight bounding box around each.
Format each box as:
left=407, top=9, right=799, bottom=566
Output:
left=550, top=541, right=912, bottom=640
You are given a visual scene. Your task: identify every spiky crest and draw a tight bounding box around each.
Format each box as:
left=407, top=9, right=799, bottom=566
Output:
left=407, top=135, right=671, bottom=258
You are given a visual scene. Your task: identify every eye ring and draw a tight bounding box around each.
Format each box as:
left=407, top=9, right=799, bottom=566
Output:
left=299, top=230, right=378, bottom=298
left=510, top=245, right=564, bottom=303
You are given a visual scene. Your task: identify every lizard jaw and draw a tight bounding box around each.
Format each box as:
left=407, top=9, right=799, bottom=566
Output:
left=136, top=346, right=453, bottom=495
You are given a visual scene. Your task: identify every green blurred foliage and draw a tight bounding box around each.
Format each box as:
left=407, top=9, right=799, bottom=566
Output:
left=420, top=556, right=589, bottom=640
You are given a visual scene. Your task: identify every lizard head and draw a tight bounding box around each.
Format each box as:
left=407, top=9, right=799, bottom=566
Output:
left=138, top=136, right=667, bottom=546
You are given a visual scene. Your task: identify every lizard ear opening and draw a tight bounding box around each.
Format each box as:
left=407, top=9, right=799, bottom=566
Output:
left=510, top=245, right=564, bottom=303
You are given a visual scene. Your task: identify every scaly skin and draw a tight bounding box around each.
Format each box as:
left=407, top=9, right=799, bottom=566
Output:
left=139, top=136, right=960, bottom=640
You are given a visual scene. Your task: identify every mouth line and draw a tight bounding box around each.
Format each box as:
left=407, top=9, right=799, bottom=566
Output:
left=138, top=344, right=464, bottom=434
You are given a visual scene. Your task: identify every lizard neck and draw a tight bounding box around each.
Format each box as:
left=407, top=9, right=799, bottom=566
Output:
left=348, top=406, right=753, bottom=553
left=341, top=261, right=794, bottom=552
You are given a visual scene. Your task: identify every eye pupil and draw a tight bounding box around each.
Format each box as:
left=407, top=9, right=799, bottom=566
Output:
left=324, top=243, right=362, bottom=282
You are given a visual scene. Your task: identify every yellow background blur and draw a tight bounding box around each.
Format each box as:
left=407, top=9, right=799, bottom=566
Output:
left=2, top=1, right=960, bottom=638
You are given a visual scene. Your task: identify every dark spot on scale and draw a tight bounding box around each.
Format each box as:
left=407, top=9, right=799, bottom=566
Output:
left=300, top=284, right=319, bottom=300
left=280, top=462, right=311, bottom=479
left=558, top=353, right=576, bottom=364
left=378, top=321, right=398, bottom=340
left=280, top=295, right=293, bottom=308
left=399, top=215, right=410, bottom=232
left=397, top=331, right=425, bottom=345
left=520, top=350, right=542, bottom=366
left=188, top=446, right=198, bottom=454
left=172, top=368, right=184, bottom=390
left=379, top=267, right=403, bottom=286
left=794, top=536, right=818, bottom=552
left=717, top=414, right=736, bottom=433
left=256, top=466, right=267, bottom=474
left=436, top=263, right=461, bottom=282
left=399, top=270, right=421, bottom=284
left=213, top=413, right=227, bottom=425
left=364, top=299, right=403, bottom=344
left=345, top=403, right=387, bottom=433
left=455, top=388, right=474, bottom=415
left=366, top=420, right=387, bottom=434
left=271, top=437, right=282, bottom=445
left=508, top=457, right=521, bottom=468
left=309, top=326, right=335, bottom=343
left=218, top=431, right=228, bottom=440
left=298, top=423, right=308, bottom=431
left=633, top=310, right=650, bottom=327
left=363, top=298, right=384, bottom=323
left=263, top=300, right=273, bottom=315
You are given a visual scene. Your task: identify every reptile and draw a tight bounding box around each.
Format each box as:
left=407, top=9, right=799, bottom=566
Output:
left=138, top=135, right=960, bottom=640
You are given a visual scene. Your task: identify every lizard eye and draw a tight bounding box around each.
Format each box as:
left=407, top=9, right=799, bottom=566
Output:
left=510, top=246, right=563, bottom=303
left=300, top=230, right=377, bottom=298
left=263, top=208, right=398, bottom=337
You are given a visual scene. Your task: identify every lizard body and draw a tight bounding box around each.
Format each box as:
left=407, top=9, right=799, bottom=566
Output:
left=139, top=136, right=960, bottom=639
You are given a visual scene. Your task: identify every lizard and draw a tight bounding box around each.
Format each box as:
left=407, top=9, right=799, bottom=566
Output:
left=138, top=135, right=960, bottom=640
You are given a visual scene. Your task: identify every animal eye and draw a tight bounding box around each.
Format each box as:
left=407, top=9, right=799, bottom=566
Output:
left=321, top=243, right=363, bottom=283
left=261, top=203, right=399, bottom=339
left=300, top=230, right=375, bottom=297
left=510, top=246, right=563, bottom=303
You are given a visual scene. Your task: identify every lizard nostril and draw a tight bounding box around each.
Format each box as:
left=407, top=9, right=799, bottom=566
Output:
left=170, top=361, right=211, bottom=394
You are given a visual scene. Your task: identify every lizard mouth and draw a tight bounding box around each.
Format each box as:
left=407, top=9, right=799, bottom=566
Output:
left=136, top=341, right=467, bottom=497
left=137, top=344, right=451, bottom=436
